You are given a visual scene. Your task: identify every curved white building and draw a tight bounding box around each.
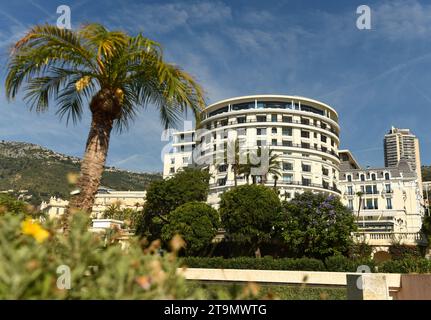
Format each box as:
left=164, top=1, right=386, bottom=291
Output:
left=164, top=95, right=341, bottom=205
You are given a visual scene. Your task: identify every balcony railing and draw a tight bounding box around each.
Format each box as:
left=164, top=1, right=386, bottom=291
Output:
left=198, top=142, right=339, bottom=159
left=210, top=180, right=341, bottom=193
left=353, top=232, right=427, bottom=245
left=201, top=117, right=339, bottom=137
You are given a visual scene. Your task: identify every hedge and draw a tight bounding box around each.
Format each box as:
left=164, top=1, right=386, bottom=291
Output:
left=181, top=256, right=431, bottom=274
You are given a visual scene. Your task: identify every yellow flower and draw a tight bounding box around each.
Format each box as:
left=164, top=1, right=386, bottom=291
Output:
left=21, top=218, right=50, bottom=243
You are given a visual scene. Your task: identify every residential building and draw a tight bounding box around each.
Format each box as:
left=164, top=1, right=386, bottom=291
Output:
left=164, top=94, right=341, bottom=207
left=384, top=127, right=422, bottom=186
left=40, top=187, right=146, bottom=219
left=163, top=130, right=195, bottom=178
left=339, top=150, right=423, bottom=233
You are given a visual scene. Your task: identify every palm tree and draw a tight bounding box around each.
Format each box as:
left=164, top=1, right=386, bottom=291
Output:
left=224, top=138, right=243, bottom=187
left=253, top=147, right=281, bottom=185
left=356, top=191, right=364, bottom=222
left=5, top=24, right=205, bottom=213
left=265, top=149, right=281, bottom=187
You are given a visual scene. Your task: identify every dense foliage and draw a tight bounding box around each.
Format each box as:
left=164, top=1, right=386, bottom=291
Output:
left=277, top=192, right=357, bottom=259
left=182, top=256, right=431, bottom=274
left=422, top=165, right=431, bottom=182
left=161, top=202, right=220, bottom=256
left=102, top=204, right=142, bottom=231
left=0, top=211, right=203, bottom=299
left=137, top=168, right=211, bottom=239
left=219, top=185, right=282, bottom=256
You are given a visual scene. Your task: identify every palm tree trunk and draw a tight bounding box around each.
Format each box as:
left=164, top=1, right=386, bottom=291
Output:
left=69, top=111, right=113, bottom=213
left=233, top=166, right=238, bottom=187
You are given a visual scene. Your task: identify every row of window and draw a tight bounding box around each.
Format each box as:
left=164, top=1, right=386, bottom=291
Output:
left=346, top=172, right=391, bottom=181
left=203, top=114, right=338, bottom=136
left=217, top=162, right=334, bottom=176
left=347, top=198, right=393, bottom=210
left=206, top=101, right=327, bottom=118
left=345, top=184, right=392, bottom=195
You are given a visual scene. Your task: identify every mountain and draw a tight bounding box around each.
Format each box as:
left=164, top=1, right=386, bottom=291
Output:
left=0, top=140, right=162, bottom=205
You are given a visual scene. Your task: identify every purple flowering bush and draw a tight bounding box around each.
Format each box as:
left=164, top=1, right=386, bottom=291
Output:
left=277, top=192, right=357, bottom=259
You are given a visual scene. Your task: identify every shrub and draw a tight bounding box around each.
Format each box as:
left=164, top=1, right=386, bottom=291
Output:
left=389, top=244, right=423, bottom=260
left=325, top=255, right=375, bottom=272
left=379, top=258, right=431, bottom=274
left=0, top=211, right=205, bottom=299
left=219, top=185, right=281, bottom=256
left=161, top=202, right=219, bottom=256
left=181, top=257, right=326, bottom=271
left=277, top=192, right=356, bottom=259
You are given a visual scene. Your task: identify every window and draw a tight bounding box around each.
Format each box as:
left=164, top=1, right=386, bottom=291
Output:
left=301, top=142, right=310, bottom=149
left=385, top=184, right=392, bottom=193
left=301, top=130, right=310, bottom=138
left=302, top=177, right=311, bottom=186
left=282, top=140, right=292, bottom=147
left=218, top=164, right=227, bottom=172
left=321, top=135, right=327, bottom=143
left=302, top=164, right=311, bottom=172
left=347, top=186, right=353, bottom=195
left=321, top=122, right=327, bottom=129
left=348, top=199, right=354, bottom=210
left=283, top=174, right=293, bottom=183
left=371, top=173, right=376, bottom=181
left=169, top=167, right=175, bottom=174
left=385, top=172, right=390, bottom=180
left=282, top=128, right=292, bottom=136
left=322, top=180, right=329, bottom=189
left=217, top=177, right=227, bottom=186
left=237, top=116, right=246, bottom=124
left=347, top=175, right=352, bottom=182
left=220, top=119, right=228, bottom=127
left=322, top=167, right=329, bottom=176
left=272, top=127, right=277, bottom=134
left=282, top=116, right=292, bottom=123
left=283, top=162, right=293, bottom=171
left=386, top=198, right=393, bottom=209
left=180, top=145, right=184, bottom=152
left=271, top=114, right=278, bottom=122
left=183, top=157, right=189, bottom=164
left=360, top=174, right=365, bottom=181
left=180, top=134, right=184, bottom=140
left=256, top=115, right=267, bottom=122
left=257, top=128, right=266, bottom=135
left=301, top=118, right=310, bottom=125
left=170, top=158, right=175, bottom=165
left=272, top=139, right=277, bottom=146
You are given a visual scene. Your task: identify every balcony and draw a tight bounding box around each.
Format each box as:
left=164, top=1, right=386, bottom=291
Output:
left=209, top=180, right=341, bottom=194
left=201, top=117, right=339, bottom=137
left=353, top=232, right=427, bottom=246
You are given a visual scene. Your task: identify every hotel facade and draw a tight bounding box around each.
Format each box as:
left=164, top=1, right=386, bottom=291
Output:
left=164, top=95, right=342, bottom=206
left=163, top=94, right=425, bottom=244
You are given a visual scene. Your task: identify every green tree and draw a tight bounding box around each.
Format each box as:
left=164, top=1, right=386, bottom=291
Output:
left=137, top=168, right=211, bottom=239
left=161, top=202, right=219, bottom=256
left=219, top=185, right=282, bottom=257
left=5, top=24, right=205, bottom=213
left=277, top=192, right=356, bottom=259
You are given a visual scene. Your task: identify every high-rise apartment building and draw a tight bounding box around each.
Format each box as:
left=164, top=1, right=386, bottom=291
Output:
left=384, top=127, right=422, bottom=185
left=164, top=95, right=341, bottom=207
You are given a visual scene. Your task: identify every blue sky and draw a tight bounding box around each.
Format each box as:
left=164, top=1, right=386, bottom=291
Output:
left=0, top=0, right=430, bottom=172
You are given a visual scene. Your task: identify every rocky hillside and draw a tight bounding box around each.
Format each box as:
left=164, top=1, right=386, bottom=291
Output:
left=0, top=140, right=162, bottom=205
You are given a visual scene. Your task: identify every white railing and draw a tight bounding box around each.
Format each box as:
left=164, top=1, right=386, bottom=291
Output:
left=353, top=232, right=427, bottom=245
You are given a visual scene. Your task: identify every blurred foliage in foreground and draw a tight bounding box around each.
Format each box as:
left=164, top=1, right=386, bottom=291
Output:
left=0, top=199, right=264, bottom=299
